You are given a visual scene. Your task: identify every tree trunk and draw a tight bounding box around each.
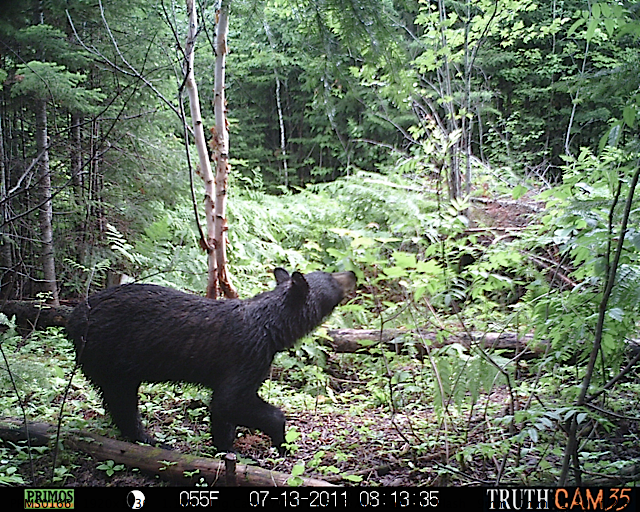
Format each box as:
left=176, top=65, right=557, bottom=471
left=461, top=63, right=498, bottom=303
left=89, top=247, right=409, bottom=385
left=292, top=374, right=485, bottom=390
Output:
left=437, top=0, right=460, bottom=201
left=85, top=119, right=105, bottom=240
left=275, top=74, right=288, bottom=186
left=185, top=0, right=237, bottom=299
left=0, top=109, right=14, bottom=301
left=463, top=0, right=472, bottom=197
left=263, top=20, right=288, bottom=187
left=70, top=113, right=83, bottom=197
left=211, top=0, right=237, bottom=299
left=34, top=99, right=59, bottom=305
left=70, top=112, right=87, bottom=265
left=184, top=0, right=217, bottom=298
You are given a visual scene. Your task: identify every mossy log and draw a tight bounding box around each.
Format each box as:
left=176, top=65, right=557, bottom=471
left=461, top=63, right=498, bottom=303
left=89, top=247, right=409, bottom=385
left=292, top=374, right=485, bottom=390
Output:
left=0, top=419, right=333, bottom=487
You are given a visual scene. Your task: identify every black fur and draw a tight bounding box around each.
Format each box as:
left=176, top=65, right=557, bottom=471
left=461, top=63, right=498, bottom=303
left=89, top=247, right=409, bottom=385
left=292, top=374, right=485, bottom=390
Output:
left=66, top=269, right=356, bottom=453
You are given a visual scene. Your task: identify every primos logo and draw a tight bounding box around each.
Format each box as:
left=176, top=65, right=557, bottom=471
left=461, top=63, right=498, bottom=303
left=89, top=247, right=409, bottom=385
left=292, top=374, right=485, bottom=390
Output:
left=24, top=489, right=75, bottom=509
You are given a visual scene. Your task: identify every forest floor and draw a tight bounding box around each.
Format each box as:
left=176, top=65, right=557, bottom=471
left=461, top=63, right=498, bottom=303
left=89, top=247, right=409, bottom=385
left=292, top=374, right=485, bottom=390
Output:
left=19, top=378, right=640, bottom=488
left=9, top=194, right=640, bottom=488
left=19, top=385, right=518, bottom=487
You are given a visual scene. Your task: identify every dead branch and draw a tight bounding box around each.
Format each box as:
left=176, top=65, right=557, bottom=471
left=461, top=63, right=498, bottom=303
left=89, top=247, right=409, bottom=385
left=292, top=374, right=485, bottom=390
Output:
left=325, top=328, right=544, bottom=359
left=0, top=301, right=72, bottom=329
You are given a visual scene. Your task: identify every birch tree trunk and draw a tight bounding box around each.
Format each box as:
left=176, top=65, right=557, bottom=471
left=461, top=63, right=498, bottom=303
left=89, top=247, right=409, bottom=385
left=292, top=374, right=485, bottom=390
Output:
left=211, top=0, right=237, bottom=298
left=264, top=20, right=288, bottom=187
left=274, top=70, right=288, bottom=186
left=184, top=0, right=217, bottom=298
left=184, top=0, right=237, bottom=299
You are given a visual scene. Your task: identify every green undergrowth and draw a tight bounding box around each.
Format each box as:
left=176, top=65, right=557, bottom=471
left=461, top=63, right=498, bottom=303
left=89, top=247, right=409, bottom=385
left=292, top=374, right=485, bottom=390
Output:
left=3, top=160, right=640, bottom=485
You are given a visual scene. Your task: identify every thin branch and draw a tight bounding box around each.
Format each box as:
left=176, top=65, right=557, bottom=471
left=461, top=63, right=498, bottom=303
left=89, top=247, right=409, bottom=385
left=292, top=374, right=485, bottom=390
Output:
left=564, top=39, right=590, bottom=156
left=65, top=6, right=192, bottom=136
left=585, top=346, right=640, bottom=404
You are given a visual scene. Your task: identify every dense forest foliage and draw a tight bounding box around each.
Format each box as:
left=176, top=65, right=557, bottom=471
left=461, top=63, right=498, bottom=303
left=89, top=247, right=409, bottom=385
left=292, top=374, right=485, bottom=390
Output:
left=1, top=0, right=639, bottom=488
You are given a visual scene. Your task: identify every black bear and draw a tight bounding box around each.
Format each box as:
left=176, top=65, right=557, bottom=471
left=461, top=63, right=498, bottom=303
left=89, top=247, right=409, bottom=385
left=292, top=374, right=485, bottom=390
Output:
left=65, top=268, right=356, bottom=453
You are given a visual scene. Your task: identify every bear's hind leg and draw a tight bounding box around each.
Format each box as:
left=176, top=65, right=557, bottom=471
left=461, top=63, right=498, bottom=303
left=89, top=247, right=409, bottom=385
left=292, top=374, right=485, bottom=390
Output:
left=209, top=390, right=238, bottom=453
left=210, top=390, right=285, bottom=455
left=98, top=380, right=156, bottom=444
left=238, top=395, right=286, bottom=455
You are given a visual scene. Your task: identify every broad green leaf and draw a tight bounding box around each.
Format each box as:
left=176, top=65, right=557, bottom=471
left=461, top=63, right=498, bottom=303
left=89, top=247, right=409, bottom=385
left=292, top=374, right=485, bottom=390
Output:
left=622, top=106, right=636, bottom=128
left=351, top=236, right=374, bottom=248
left=416, top=260, right=441, bottom=274
left=291, top=463, right=305, bottom=477
left=512, top=184, right=527, bottom=200
left=392, top=251, right=417, bottom=269
left=567, top=18, right=585, bottom=37
left=586, top=17, right=598, bottom=41
left=608, top=123, right=622, bottom=147
left=285, top=429, right=301, bottom=443
left=383, top=266, right=408, bottom=278
left=603, top=18, right=615, bottom=36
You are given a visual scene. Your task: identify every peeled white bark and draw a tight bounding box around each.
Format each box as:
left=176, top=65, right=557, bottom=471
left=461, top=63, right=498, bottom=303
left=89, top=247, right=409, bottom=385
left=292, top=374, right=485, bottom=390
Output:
left=184, top=0, right=236, bottom=298
left=211, top=0, right=237, bottom=298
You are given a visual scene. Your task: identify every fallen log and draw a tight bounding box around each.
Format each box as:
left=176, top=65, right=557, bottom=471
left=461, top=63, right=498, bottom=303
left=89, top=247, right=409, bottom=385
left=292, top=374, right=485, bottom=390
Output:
left=325, top=329, right=544, bottom=359
left=0, top=419, right=333, bottom=487
left=0, top=301, right=73, bottom=329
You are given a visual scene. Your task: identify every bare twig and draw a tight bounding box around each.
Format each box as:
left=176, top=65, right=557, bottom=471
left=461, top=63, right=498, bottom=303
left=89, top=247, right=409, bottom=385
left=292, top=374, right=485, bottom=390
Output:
left=66, top=5, right=191, bottom=134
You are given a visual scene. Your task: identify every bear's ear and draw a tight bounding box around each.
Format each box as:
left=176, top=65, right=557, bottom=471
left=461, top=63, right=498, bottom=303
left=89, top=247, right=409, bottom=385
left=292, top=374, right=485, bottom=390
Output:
left=290, top=271, right=310, bottom=298
left=274, top=267, right=290, bottom=285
